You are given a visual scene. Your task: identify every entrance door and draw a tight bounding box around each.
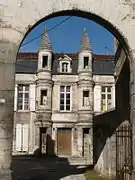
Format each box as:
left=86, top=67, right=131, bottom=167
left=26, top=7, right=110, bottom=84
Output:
left=40, top=127, right=47, bottom=154
left=57, top=128, right=71, bottom=156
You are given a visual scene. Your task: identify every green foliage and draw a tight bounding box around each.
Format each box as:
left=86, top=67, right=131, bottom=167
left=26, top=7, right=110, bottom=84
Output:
left=84, top=170, right=115, bottom=180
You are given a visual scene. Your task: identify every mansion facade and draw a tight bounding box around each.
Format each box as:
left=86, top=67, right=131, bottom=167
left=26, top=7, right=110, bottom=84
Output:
left=12, top=28, right=115, bottom=164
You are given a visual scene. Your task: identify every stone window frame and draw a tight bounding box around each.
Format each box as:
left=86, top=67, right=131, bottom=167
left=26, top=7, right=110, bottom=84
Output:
left=17, top=84, right=29, bottom=111
left=101, top=86, right=112, bottom=112
left=60, top=85, right=71, bottom=111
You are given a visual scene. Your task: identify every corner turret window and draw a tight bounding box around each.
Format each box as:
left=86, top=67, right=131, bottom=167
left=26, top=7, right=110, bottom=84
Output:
left=84, top=56, right=89, bottom=68
left=40, top=89, right=47, bottom=105
left=83, top=90, right=89, bottom=106
left=42, top=55, right=48, bottom=68
left=62, top=62, right=68, bottom=72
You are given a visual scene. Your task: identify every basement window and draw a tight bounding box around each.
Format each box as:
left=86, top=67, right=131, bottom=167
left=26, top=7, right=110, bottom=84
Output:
left=42, top=55, right=48, bottom=68
left=40, top=90, right=47, bottom=105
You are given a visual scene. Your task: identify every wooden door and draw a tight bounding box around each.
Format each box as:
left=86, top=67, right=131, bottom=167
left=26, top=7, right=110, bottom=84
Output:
left=57, top=128, right=71, bottom=156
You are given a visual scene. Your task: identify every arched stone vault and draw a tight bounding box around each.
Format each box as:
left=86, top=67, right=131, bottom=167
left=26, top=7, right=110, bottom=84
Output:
left=0, top=0, right=135, bottom=179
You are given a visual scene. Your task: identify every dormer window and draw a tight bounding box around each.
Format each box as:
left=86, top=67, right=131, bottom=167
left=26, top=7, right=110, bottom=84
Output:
left=62, top=62, right=68, bottom=72
left=58, top=55, right=72, bottom=73
left=84, top=56, right=89, bottom=68
left=42, top=55, right=48, bottom=68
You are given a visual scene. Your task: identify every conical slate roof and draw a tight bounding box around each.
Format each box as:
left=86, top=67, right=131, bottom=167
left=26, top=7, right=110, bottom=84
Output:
left=80, top=28, right=92, bottom=52
left=39, top=28, right=52, bottom=51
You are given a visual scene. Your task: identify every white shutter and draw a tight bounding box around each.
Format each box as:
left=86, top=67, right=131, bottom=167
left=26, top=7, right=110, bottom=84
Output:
left=29, top=84, right=36, bottom=111
left=94, top=85, right=101, bottom=112
left=16, top=124, right=22, bottom=151
left=22, top=124, right=29, bottom=152
left=14, top=84, right=18, bottom=111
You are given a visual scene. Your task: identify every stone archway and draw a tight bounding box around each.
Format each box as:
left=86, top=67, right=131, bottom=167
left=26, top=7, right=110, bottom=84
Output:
left=0, top=1, right=135, bottom=179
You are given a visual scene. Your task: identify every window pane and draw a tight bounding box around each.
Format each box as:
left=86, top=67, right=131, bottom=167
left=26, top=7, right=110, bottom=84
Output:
left=60, top=99, right=64, bottom=105
left=60, top=94, right=64, bottom=99
left=101, top=99, right=106, bottom=111
left=42, top=56, right=48, bottom=68
left=60, top=105, right=64, bottom=110
left=84, top=57, right=89, bottom=68
left=107, top=87, right=111, bottom=92
left=18, top=104, right=22, bottom=110
left=83, top=91, right=89, bottom=97
left=66, top=94, right=70, bottom=99
left=107, top=94, right=111, bottom=99
left=102, top=94, right=105, bottom=99
left=66, top=105, right=70, bottom=110
left=24, top=104, right=29, bottom=110
left=18, top=93, right=23, bottom=98
left=66, top=86, right=70, bottom=92
left=102, top=87, right=106, bottom=92
left=25, top=86, right=29, bottom=91
left=66, top=99, right=70, bottom=105
left=25, top=93, right=29, bottom=98
left=60, top=86, right=65, bottom=92
left=18, top=85, right=23, bottom=91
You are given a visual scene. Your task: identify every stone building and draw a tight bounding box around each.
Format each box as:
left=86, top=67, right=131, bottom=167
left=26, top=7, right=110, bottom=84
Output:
left=12, top=28, right=115, bottom=165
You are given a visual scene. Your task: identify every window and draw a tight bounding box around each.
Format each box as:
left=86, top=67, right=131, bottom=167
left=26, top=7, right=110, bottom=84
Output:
left=40, top=90, right=47, bottom=105
left=16, top=124, right=29, bottom=152
left=17, top=85, right=29, bottom=110
left=60, top=86, right=71, bottom=111
left=84, top=56, right=89, bottom=68
left=62, top=62, right=68, bottom=72
left=42, top=55, right=48, bottom=68
left=101, top=86, right=112, bottom=112
left=83, top=90, right=89, bottom=106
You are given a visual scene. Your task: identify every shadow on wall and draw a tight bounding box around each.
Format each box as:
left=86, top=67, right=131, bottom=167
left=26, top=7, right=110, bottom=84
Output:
left=93, top=58, right=130, bottom=176
left=33, top=133, right=56, bottom=157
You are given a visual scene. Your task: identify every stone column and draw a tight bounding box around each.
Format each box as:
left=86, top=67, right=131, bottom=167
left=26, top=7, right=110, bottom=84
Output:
left=0, top=41, right=18, bottom=179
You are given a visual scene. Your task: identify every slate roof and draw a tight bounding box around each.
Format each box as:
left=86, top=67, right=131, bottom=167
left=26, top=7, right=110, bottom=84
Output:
left=16, top=52, right=114, bottom=75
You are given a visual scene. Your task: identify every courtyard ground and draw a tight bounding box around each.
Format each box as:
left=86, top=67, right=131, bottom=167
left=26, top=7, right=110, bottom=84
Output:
left=11, top=155, right=86, bottom=180
left=11, top=155, right=115, bottom=180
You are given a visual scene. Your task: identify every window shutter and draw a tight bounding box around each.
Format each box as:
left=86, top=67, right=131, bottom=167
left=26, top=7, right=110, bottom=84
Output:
left=29, top=84, right=36, bottom=111
left=22, top=124, right=29, bottom=152
left=16, top=124, right=22, bottom=151
left=14, top=84, right=18, bottom=111
left=94, top=85, right=101, bottom=112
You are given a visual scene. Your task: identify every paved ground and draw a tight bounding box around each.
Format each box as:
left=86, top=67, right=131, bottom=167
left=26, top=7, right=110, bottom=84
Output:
left=11, top=156, right=87, bottom=180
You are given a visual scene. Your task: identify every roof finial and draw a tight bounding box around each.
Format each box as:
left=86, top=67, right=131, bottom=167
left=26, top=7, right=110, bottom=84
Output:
left=80, top=28, right=92, bottom=52
left=39, top=27, right=52, bottom=51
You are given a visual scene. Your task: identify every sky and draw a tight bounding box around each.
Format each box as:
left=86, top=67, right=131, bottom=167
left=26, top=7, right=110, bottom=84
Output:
left=19, top=16, right=114, bottom=55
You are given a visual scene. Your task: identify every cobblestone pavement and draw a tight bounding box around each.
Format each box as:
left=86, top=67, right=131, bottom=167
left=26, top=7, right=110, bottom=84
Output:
left=11, top=156, right=86, bottom=180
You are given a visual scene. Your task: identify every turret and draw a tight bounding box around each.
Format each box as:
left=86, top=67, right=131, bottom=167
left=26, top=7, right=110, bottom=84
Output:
left=77, top=28, right=94, bottom=117
left=36, top=28, right=53, bottom=128
left=78, top=28, right=92, bottom=81
left=38, top=28, right=52, bottom=72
